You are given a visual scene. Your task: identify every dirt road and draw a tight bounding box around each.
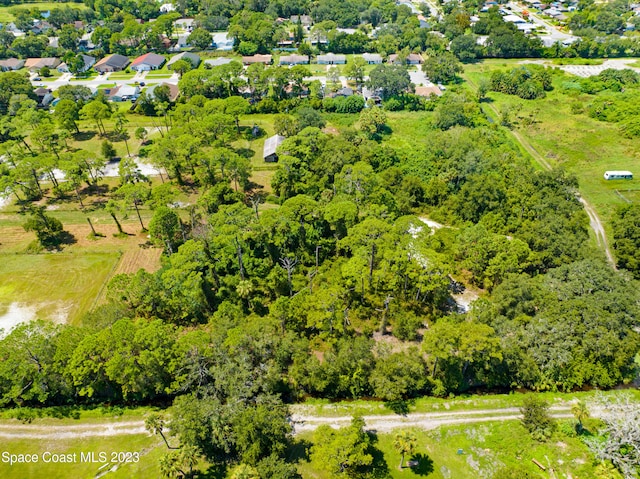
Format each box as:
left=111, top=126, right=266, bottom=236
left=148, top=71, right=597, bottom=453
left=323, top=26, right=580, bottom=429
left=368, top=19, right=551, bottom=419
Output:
left=464, top=74, right=616, bottom=267
left=0, top=407, right=576, bottom=440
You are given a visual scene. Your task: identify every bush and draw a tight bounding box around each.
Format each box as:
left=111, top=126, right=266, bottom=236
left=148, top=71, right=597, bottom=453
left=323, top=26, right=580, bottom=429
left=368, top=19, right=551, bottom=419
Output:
left=520, top=396, right=556, bottom=441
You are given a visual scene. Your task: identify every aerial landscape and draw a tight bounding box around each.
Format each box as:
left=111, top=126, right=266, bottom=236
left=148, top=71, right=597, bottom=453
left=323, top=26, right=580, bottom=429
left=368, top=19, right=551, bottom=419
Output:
left=0, top=0, right=639, bottom=477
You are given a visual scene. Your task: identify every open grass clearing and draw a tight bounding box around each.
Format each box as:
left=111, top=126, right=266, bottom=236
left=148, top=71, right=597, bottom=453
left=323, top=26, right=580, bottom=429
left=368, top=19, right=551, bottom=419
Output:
left=0, top=252, right=120, bottom=326
left=463, top=60, right=640, bottom=230
left=0, top=1, right=89, bottom=23
left=296, top=418, right=598, bottom=479
left=0, top=432, right=163, bottom=479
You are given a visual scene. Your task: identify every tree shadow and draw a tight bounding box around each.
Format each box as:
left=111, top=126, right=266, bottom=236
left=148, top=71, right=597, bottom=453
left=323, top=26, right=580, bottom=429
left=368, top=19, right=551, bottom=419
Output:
left=58, top=230, right=77, bottom=246
left=200, top=463, right=227, bottom=479
left=234, top=147, right=256, bottom=159
left=286, top=437, right=312, bottom=463
left=73, top=130, right=97, bottom=141
left=366, top=431, right=392, bottom=479
left=384, top=399, right=415, bottom=415
left=408, top=452, right=434, bottom=476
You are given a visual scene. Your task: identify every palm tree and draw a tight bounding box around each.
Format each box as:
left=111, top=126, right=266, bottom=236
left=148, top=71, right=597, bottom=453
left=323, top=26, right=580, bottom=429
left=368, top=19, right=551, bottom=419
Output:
left=229, top=464, right=260, bottom=479
left=159, top=451, right=184, bottom=478
left=393, top=430, right=417, bottom=469
left=145, top=413, right=175, bottom=449
left=571, top=400, right=589, bottom=432
left=178, top=445, right=200, bottom=477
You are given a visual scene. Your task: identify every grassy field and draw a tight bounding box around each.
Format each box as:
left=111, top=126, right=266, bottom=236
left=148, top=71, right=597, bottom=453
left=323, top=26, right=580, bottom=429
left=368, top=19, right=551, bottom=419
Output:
left=296, top=419, right=598, bottom=479
left=0, top=1, right=88, bottom=23
left=0, top=431, right=163, bottom=479
left=463, top=59, right=640, bottom=231
left=0, top=252, right=120, bottom=324
left=0, top=173, right=163, bottom=326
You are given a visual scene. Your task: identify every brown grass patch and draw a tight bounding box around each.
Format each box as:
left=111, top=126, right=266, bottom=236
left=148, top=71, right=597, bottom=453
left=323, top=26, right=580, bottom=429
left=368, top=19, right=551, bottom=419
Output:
left=113, top=247, right=163, bottom=275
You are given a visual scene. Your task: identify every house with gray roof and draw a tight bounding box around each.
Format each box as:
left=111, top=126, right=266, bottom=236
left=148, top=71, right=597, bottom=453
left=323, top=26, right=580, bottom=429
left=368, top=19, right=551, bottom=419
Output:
left=0, top=58, right=24, bottom=71
left=107, top=84, right=140, bottom=101
left=94, top=54, right=130, bottom=73
left=205, top=58, right=235, bottom=67
left=362, top=53, right=382, bottom=64
left=57, top=54, right=95, bottom=73
left=167, top=52, right=200, bottom=68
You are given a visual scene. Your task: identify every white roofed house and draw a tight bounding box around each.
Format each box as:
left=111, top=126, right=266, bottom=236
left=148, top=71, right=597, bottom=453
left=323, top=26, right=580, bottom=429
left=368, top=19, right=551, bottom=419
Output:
left=212, top=32, right=234, bottom=51
left=279, top=54, right=308, bottom=65
left=130, top=53, right=166, bottom=71
left=263, top=134, right=286, bottom=162
left=205, top=58, right=234, bottom=67
left=317, top=53, right=346, bottom=65
left=107, top=84, right=140, bottom=102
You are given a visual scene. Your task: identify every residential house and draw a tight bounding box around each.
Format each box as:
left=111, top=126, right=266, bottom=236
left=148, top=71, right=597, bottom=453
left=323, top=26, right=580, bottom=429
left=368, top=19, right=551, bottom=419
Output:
left=34, top=87, right=54, bottom=107
left=57, top=54, right=95, bottom=73
left=317, top=53, right=346, bottom=64
left=414, top=85, right=443, bottom=97
left=0, top=58, right=25, bottom=71
left=107, top=84, right=140, bottom=101
left=279, top=54, right=308, bottom=65
left=388, top=53, right=423, bottom=65
left=176, top=34, right=191, bottom=50
left=205, top=58, right=234, bottom=67
left=242, top=54, right=272, bottom=65
left=79, top=32, right=96, bottom=51
left=25, top=57, right=61, bottom=71
left=417, top=14, right=430, bottom=28
left=263, top=134, right=286, bottom=162
left=503, top=14, right=526, bottom=24
left=362, top=53, right=382, bottom=64
left=212, top=32, right=234, bottom=50
left=146, top=82, right=180, bottom=102
left=94, top=54, right=130, bottom=73
left=31, top=20, right=52, bottom=35
left=167, top=52, right=200, bottom=68
left=174, top=18, right=195, bottom=32
left=289, top=15, right=312, bottom=26
left=130, top=53, right=166, bottom=71
left=330, top=86, right=354, bottom=97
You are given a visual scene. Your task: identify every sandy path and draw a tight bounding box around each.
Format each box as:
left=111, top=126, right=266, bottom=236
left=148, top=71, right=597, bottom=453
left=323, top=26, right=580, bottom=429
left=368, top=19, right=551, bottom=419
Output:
left=0, top=420, right=147, bottom=440
left=0, top=407, right=577, bottom=439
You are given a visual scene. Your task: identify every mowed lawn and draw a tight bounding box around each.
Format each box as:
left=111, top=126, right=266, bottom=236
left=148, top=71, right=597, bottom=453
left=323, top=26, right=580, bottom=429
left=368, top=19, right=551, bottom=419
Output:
left=0, top=433, right=164, bottom=479
left=0, top=1, right=89, bottom=23
left=0, top=252, right=120, bottom=324
left=296, top=419, right=597, bottom=478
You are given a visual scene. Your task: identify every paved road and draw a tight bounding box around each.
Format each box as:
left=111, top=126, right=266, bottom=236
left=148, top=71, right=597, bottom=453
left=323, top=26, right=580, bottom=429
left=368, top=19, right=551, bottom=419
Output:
left=507, top=2, right=578, bottom=45
left=33, top=70, right=180, bottom=92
